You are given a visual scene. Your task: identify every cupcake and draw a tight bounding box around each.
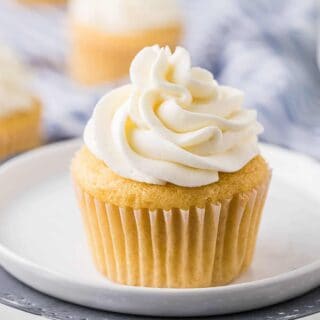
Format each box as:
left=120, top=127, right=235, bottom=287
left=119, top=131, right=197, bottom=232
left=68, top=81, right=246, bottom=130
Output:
left=0, top=45, right=41, bottom=160
left=72, top=46, right=271, bottom=288
left=68, top=0, right=183, bottom=85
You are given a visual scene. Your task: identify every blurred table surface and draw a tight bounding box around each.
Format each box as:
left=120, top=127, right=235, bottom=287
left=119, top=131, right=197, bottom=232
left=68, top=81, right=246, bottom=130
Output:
left=1, top=303, right=318, bottom=320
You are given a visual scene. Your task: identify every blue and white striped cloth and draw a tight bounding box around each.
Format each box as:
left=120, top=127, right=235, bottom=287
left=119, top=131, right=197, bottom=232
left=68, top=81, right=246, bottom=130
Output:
left=0, top=0, right=319, bottom=158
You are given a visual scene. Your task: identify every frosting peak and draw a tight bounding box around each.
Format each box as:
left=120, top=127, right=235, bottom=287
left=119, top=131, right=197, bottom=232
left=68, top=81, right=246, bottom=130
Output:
left=130, top=46, right=218, bottom=104
left=84, top=46, right=263, bottom=187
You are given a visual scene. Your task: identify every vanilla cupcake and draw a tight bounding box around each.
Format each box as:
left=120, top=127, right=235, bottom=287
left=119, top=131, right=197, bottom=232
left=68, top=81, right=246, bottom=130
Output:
left=0, top=46, right=41, bottom=160
left=72, top=46, right=271, bottom=288
left=68, top=0, right=183, bottom=85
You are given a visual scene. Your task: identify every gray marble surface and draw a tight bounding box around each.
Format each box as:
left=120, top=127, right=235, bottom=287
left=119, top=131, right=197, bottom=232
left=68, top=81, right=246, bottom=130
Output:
left=0, top=268, right=319, bottom=320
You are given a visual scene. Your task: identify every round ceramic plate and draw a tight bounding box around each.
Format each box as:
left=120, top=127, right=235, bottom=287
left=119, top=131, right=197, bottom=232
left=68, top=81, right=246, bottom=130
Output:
left=0, top=140, right=319, bottom=317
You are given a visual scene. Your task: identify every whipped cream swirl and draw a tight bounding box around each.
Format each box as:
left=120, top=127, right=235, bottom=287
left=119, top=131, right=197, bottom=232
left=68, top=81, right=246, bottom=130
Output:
left=0, top=45, right=33, bottom=117
left=84, top=46, right=263, bottom=187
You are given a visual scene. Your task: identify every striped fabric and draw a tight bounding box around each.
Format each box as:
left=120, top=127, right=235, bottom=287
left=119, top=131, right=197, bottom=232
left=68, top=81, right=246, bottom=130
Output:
left=0, top=0, right=319, bottom=159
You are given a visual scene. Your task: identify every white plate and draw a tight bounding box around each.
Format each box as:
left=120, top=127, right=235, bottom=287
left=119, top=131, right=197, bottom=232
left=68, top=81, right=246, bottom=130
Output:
left=0, top=139, right=319, bottom=317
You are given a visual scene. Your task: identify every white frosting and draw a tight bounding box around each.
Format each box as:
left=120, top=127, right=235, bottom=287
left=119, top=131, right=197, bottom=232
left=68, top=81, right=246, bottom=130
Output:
left=0, top=45, right=33, bottom=117
left=84, top=46, right=263, bottom=187
left=69, top=0, right=181, bottom=33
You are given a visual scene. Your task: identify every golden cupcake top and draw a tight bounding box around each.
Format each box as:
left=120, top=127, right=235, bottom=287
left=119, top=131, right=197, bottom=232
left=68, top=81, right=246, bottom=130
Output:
left=84, top=46, right=263, bottom=187
left=72, top=147, right=269, bottom=209
left=0, top=45, right=34, bottom=117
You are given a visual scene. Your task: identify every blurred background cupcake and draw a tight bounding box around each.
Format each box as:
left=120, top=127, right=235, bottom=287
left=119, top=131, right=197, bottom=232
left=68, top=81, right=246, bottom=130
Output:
left=68, top=0, right=183, bottom=85
left=0, top=44, right=41, bottom=160
left=17, top=0, right=66, bottom=5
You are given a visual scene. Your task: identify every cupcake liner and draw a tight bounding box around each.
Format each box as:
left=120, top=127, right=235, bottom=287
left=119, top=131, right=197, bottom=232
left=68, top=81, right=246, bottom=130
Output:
left=74, top=176, right=270, bottom=288
left=69, top=22, right=183, bottom=84
left=0, top=103, right=41, bottom=160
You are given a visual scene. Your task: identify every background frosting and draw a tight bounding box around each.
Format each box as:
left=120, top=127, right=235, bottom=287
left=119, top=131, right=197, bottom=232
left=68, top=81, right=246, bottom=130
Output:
left=84, top=46, right=263, bottom=187
left=69, top=0, right=181, bottom=33
left=0, top=45, right=33, bottom=117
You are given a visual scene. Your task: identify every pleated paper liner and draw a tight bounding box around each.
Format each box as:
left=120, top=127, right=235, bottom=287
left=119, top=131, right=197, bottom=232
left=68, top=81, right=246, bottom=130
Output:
left=0, top=102, right=41, bottom=160
left=74, top=176, right=270, bottom=288
left=69, top=22, right=183, bottom=85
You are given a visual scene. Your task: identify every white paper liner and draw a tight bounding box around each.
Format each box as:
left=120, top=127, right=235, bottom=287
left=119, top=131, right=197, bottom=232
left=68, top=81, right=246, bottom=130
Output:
left=75, top=177, right=270, bottom=288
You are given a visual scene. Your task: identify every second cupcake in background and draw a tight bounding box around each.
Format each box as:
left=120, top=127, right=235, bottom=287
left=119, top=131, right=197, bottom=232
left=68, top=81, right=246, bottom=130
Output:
left=68, top=0, right=183, bottom=85
left=18, top=0, right=65, bottom=5
left=0, top=45, right=41, bottom=160
left=72, top=45, right=271, bottom=288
